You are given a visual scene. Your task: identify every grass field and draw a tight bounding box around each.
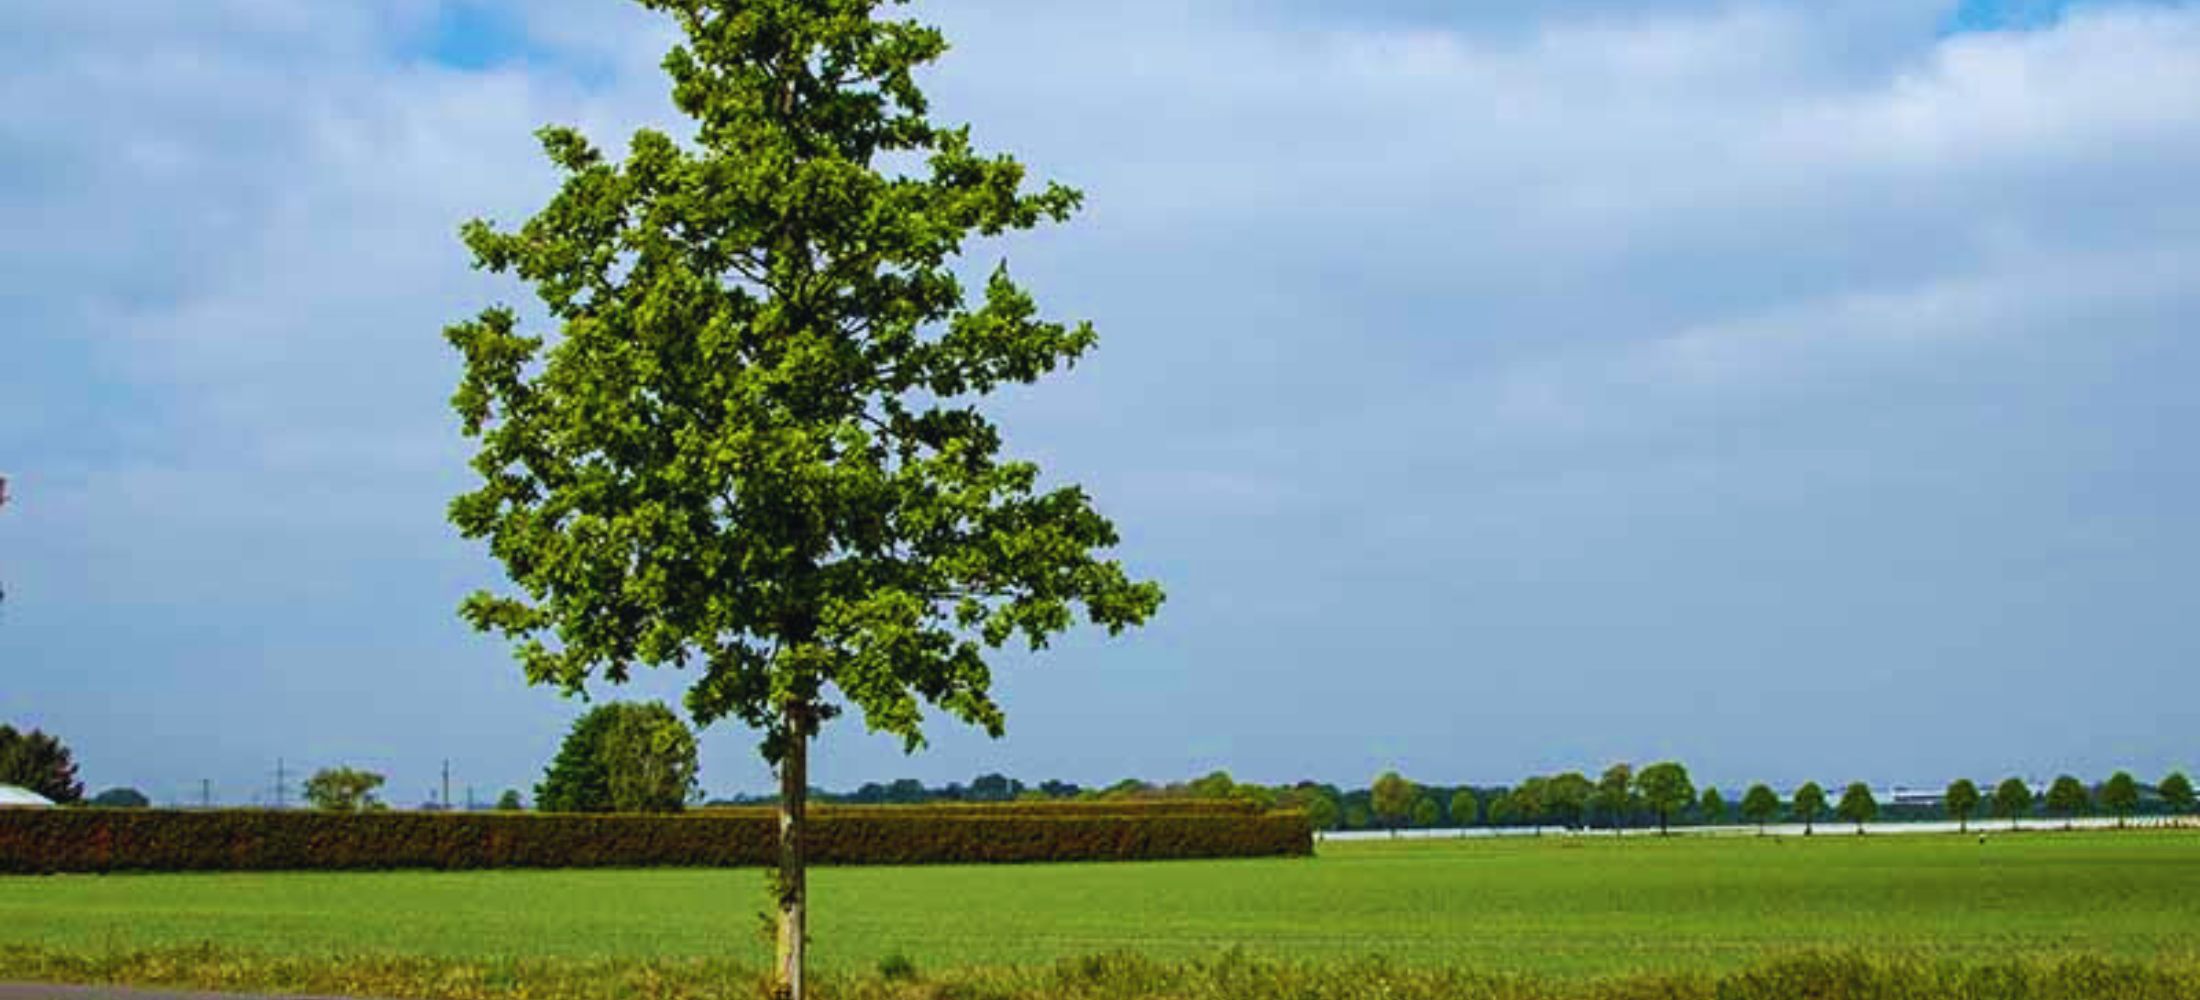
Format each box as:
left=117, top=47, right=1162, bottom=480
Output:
left=5, top=830, right=2197, bottom=982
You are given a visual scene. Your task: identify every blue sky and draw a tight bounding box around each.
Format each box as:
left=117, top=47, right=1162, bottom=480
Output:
left=3, top=0, right=2197, bottom=806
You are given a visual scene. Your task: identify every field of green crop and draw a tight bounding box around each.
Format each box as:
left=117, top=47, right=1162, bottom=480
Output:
left=5, top=830, right=2197, bottom=982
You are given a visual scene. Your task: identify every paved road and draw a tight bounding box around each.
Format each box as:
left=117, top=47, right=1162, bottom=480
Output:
left=0, top=985, right=367, bottom=1000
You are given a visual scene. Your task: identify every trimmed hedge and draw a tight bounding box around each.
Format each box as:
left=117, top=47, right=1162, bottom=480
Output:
left=697, top=799, right=1267, bottom=818
left=0, top=807, right=1310, bottom=874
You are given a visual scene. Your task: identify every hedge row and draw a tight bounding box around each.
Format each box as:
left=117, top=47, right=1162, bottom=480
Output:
left=696, top=799, right=1267, bottom=818
left=0, top=808, right=1310, bottom=874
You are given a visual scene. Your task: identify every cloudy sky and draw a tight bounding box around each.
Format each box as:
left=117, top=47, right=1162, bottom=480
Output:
left=3, top=0, right=2196, bottom=806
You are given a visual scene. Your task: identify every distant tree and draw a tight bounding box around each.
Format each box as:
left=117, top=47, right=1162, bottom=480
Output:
left=1184, top=771, right=1236, bottom=800
left=536, top=706, right=620, bottom=812
left=1544, top=772, right=1594, bottom=830
left=1371, top=771, right=1417, bottom=834
left=1343, top=802, right=1374, bottom=830
left=1699, top=787, right=1727, bottom=826
left=1099, top=778, right=1153, bottom=800
left=970, top=773, right=1023, bottom=802
left=1304, top=794, right=1341, bottom=831
left=1944, top=779, right=1981, bottom=834
left=1792, top=782, right=1827, bottom=835
left=0, top=725, right=84, bottom=804
left=538, top=702, right=698, bottom=813
left=1836, top=782, right=1877, bottom=834
left=1514, top=776, right=1551, bottom=835
left=1449, top=788, right=1481, bottom=827
left=1992, top=777, right=2034, bottom=830
left=1595, top=763, right=1635, bottom=834
left=495, top=789, right=525, bottom=811
left=2044, top=775, right=2089, bottom=829
left=303, top=767, right=386, bottom=812
left=89, top=787, right=149, bottom=809
left=1634, top=762, right=1695, bottom=836
left=2099, top=771, right=2139, bottom=829
left=2160, top=772, right=2195, bottom=817
left=602, top=703, right=700, bottom=813
left=1038, top=779, right=1082, bottom=799
left=1229, top=782, right=1278, bottom=809
left=1411, top=796, right=1440, bottom=829
left=1740, top=783, right=1780, bottom=834
left=1487, top=791, right=1518, bottom=828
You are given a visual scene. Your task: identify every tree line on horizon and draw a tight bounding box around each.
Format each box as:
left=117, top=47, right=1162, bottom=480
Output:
left=13, top=715, right=2197, bottom=834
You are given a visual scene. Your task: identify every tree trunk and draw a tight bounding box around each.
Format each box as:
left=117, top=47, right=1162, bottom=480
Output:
left=775, top=708, right=809, bottom=1000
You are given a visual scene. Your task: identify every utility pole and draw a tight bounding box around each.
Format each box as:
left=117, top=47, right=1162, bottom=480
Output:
left=201, top=778, right=212, bottom=810
left=442, top=759, right=452, bottom=811
left=275, top=757, right=287, bottom=810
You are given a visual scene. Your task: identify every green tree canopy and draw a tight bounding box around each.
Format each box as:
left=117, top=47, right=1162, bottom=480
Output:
left=1544, top=772, right=1594, bottom=830
left=1699, top=787, right=1727, bottom=826
left=1792, top=782, right=1827, bottom=835
left=495, top=789, right=525, bottom=811
left=1634, top=762, right=1695, bottom=836
left=1487, top=791, right=1519, bottom=827
left=445, top=3, right=1162, bottom=994
left=1370, top=771, right=1416, bottom=831
left=2044, top=775, right=2090, bottom=828
left=2099, top=771, right=2139, bottom=828
left=1739, top=783, right=1781, bottom=833
left=1992, top=777, right=2034, bottom=830
left=602, top=702, right=701, bottom=813
left=0, top=725, right=83, bottom=804
left=537, top=701, right=699, bottom=812
left=1449, top=788, right=1480, bottom=827
left=303, top=767, right=385, bottom=813
left=1594, top=763, right=1635, bottom=834
left=1945, top=778, right=1981, bottom=833
left=1836, top=782, right=1877, bottom=834
left=89, top=787, right=149, bottom=809
left=1513, top=776, right=1551, bottom=834
left=1410, top=796, right=1440, bottom=829
left=2160, top=772, right=2195, bottom=816
left=1303, top=793, right=1340, bottom=831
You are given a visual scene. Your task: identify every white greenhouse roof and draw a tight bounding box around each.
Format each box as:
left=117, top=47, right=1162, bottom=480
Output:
left=0, top=784, right=55, bottom=808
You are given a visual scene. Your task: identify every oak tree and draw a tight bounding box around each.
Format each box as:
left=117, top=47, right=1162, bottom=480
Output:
left=446, top=3, right=1162, bottom=994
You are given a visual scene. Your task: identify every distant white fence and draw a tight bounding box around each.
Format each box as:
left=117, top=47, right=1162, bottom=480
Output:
left=1316, top=815, right=2192, bottom=842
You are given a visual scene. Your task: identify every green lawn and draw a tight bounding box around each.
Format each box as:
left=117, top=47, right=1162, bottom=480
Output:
left=4, top=831, right=2197, bottom=979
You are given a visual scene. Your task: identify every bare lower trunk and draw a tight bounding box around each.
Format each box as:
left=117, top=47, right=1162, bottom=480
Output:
left=775, top=711, right=808, bottom=1000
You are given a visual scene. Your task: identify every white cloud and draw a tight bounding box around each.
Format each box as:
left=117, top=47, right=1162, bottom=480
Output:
left=7, top=0, right=2199, bottom=790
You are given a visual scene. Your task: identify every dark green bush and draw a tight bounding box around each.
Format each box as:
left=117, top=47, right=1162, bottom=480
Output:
left=0, top=806, right=1309, bottom=873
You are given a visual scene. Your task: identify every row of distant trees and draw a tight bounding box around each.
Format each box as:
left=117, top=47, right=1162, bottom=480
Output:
left=16, top=714, right=2197, bottom=830
left=1338, top=764, right=2198, bottom=835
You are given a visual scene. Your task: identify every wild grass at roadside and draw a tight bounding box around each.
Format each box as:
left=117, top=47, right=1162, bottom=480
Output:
left=6, top=945, right=2199, bottom=1000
